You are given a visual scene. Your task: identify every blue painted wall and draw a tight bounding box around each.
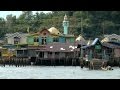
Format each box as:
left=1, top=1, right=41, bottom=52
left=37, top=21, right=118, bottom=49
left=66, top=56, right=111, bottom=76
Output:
left=59, top=36, right=65, bottom=43
left=47, top=36, right=53, bottom=43
left=39, top=37, right=42, bottom=45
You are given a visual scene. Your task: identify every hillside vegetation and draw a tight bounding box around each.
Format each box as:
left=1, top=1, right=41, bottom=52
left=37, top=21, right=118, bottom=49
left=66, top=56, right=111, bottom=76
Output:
left=0, top=11, right=120, bottom=39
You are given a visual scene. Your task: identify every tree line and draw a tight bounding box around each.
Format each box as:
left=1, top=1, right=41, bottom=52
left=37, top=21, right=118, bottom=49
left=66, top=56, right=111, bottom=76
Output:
left=0, top=11, right=120, bottom=40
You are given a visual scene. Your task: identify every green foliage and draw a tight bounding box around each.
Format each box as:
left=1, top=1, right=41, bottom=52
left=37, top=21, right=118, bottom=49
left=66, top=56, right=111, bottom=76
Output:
left=0, top=11, right=120, bottom=40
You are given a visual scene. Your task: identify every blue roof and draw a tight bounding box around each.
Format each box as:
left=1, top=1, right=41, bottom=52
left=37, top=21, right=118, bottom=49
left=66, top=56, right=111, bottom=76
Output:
left=91, top=38, right=100, bottom=45
left=81, top=38, right=101, bottom=49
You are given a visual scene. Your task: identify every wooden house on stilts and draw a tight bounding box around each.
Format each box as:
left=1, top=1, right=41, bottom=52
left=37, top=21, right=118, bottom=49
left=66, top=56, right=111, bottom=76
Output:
left=79, top=38, right=120, bottom=69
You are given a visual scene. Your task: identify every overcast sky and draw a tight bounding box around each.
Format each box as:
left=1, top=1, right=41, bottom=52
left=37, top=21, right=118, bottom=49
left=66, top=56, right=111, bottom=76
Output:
left=0, top=11, right=51, bottom=19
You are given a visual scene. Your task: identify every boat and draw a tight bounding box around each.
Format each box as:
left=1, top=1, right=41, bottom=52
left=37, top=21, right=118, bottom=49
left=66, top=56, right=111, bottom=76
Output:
left=101, top=66, right=113, bottom=71
left=101, top=67, right=108, bottom=71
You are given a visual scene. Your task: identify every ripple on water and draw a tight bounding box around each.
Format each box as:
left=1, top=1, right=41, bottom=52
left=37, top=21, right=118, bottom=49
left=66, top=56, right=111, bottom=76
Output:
left=0, top=66, right=120, bottom=79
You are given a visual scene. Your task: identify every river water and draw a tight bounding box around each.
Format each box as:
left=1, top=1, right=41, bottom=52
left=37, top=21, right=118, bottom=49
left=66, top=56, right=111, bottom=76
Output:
left=0, top=65, right=120, bottom=79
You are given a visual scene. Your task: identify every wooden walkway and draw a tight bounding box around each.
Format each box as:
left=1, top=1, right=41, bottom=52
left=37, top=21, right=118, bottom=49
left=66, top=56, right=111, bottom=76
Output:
left=0, top=57, right=80, bottom=66
left=0, top=57, right=30, bottom=67
left=89, top=59, right=108, bottom=70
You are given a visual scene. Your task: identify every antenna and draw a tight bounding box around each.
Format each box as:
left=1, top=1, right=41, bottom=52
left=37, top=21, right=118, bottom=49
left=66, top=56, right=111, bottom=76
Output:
left=103, top=21, right=105, bottom=37
left=81, top=16, right=83, bottom=36
left=80, top=11, right=83, bottom=58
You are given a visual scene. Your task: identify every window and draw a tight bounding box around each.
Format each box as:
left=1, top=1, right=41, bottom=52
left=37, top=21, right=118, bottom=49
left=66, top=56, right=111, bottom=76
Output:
left=41, top=37, right=47, bottom=45
left=106, top=48, right=112, bottom=54
left=0, top=52, right=1, bottom=57
left=95, top=45, right=101, bottom=49
left=64, top=22, right=68, bottom=26
left=14, top=37, right=20, bottom=44
left=44, top=37, right=46, bottom=44
left=111, top=38, right=118, bottom=42
left=34, top=37, right=39, bottom=42
left=53, top=38, right=59, bottom=42
left=39, top=52, right=44, bottom=58
left=43, top=33, right=46, bottom=35
left=42, top=37, right=44, bottom=45
left=55, top=52, right=59, bottom=55
left=17, top=50, right=23, bottom=54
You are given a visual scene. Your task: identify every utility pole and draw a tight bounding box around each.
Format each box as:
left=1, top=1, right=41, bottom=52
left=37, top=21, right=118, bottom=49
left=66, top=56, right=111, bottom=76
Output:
left=81, top=17, right=83, bottom=36
left=80, top=12, right=83, bottom=58
left=103, top=21, right=105, bottom=36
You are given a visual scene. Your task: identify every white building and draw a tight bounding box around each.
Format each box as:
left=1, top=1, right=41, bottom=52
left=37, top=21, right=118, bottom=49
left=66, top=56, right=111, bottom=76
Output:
left=5, top=32, right=28, bottom=45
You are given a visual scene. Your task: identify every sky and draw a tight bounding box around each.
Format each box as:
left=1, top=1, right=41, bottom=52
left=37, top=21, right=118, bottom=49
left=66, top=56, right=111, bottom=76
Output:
left=0, top=11, right=51, bottom=19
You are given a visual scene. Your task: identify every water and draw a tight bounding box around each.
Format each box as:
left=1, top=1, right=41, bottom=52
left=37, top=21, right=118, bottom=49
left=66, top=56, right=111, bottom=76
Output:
left=0, top=65, right=120, bottom=79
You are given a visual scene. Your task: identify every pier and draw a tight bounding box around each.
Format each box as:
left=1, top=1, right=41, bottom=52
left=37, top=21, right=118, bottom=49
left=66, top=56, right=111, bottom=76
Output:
left=0, top=57, right=81, bottom=67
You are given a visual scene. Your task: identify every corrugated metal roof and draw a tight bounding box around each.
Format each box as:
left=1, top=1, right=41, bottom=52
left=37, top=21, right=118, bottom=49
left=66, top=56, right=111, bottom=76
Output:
left=46, top=42, right=79, bottom=52
left=5, top=32, right=28, bottom=38
left=81, top=42, right=120, bottom=49
left=108, top=42, right=120, bottom=46
left=28, top=42, right=80, bottom=52
left=102, top=42, right=120, bottom=49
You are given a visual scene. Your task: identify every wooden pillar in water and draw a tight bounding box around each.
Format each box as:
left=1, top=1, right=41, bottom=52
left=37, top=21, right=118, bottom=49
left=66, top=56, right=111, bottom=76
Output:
left=72, top=58, right=74, bottom=66
left=89, top=50, right=92, bottom=60
left=64, top=56, right=66, bottom=66
left=103, top=50, right=106, bottom=60
left=58, top=52, right=61, bottom=66
left=80, top=48, right=83, bottom=58
left=51, top=52, right=55, bottom=66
